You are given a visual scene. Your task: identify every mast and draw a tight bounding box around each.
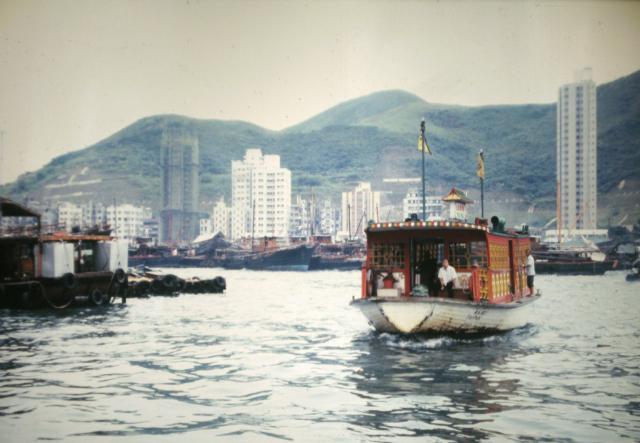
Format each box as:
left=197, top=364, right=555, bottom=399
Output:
left=251, top=199, right=256, bottom=252
left=556, top=181, right=562, bottom=246
left=420, top=119, right=427, bottom=221
left=481, top=177, right=484, bottom=218
left=113, top=198, right=117, bottom=238
left=479, top=149, right=485, bottom=218
left=347, top=203, right=351, bottom=241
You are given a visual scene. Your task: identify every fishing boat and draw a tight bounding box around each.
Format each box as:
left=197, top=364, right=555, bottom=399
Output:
left=207, top=240, right=315, bottom=271
left=308, top=241, right=365, bottom=271
left=532, top=247, right=616, bottom=275
left=351, top=214, right=540, bottom=334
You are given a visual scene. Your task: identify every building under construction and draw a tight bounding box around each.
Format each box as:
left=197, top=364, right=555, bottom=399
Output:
left=160, top=127, right=200, bottom=244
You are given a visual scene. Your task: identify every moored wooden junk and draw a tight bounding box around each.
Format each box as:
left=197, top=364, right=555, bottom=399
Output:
left=1, top=197, right=128, bottom=309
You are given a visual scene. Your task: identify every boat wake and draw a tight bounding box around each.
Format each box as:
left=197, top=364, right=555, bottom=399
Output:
left=365, top=323, right=538, bottom=351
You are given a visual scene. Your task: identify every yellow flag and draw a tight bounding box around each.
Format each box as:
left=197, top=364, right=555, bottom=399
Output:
left=418, top=134, right=431, bottom=154
left=476, top=151, right=485, bottom=180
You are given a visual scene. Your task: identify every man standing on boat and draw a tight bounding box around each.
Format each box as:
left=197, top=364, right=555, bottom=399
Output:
left=438, top=259, right=457, bottom=298
left=525, top=249, right=535, bottom=295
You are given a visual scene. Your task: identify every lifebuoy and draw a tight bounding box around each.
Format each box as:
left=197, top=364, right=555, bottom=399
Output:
left=62, top=273, right=77, bottom=290
left=90, top=288, right=109, bottom=306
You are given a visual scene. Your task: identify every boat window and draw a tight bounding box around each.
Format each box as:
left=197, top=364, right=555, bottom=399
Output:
left=448, top=242, right=470, bottom=268
left=371, top=243, right=404, bottom=269
left=470, top=241, right=488, bottom=267
left=77, top=243, right=96, bottom=273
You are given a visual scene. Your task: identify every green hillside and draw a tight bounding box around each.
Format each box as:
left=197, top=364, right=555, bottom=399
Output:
left=2, top=70, right=639, bottom=225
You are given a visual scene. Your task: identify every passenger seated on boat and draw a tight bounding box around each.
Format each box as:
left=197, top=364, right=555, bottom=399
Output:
left=438, top=259, right=457, bottom=298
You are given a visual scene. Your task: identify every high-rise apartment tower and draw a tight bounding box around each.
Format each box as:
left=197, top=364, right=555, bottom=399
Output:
left=557, top=68, right=597, bottom=230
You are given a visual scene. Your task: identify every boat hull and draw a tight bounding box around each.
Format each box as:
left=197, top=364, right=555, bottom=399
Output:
left=212, top=244, right=315, bottom=271
left=535, top=260, right=614, bottom=275
left=308, top=256, right=364, bottom=271
left=351, top=295, right=540, bottom=334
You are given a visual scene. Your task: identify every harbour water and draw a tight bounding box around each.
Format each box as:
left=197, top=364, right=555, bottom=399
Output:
left=1, top=270, right=638, bottom=442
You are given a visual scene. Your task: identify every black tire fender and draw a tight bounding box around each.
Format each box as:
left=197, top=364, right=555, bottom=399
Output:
left=90, top=288, right=109, bottom=306
left=213, top=276, right=226, bottom=291
left=114, top=268, right=127, bottom=285
left=162, top=274, right=179, bottom=290
left=62, top=273, right=77, bottom=290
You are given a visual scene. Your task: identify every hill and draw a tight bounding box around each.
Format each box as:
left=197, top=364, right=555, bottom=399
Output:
left=2, top=70, right=639, bottom=225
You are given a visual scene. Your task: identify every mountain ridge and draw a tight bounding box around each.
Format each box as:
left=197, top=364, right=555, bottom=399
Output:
left=2, top=69, right=639, bottom=226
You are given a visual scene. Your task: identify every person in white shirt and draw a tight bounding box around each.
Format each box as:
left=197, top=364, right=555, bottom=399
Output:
left=524, top=249, right=535, bottom=295
left=438, top=259, right=457, bottom=298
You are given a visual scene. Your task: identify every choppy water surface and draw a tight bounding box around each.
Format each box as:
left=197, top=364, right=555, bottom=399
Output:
left=1, top=270, right=639, bottom=442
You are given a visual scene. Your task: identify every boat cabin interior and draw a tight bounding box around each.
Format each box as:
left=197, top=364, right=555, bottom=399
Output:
left=362, top=221, right=532, bottom=304
left=0, top=237, right=39, bottom=281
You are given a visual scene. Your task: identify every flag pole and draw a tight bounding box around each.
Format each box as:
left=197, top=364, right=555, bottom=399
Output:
left=480, top=149, right=484, bottom=218
left=481, top=176, right=484, bottom=218
left=477, top=149, right=485, bottom=219
left=420, top=118, right=426, bottom=221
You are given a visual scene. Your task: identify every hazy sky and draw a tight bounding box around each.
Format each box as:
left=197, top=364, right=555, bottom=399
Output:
left=1, top=0, right=639, bottom=184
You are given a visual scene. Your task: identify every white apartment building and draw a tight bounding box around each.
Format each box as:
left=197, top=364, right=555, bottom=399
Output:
left=402, top=190, right=443, bottom=220
left=81, top=201, right=106, bottom=228
left=212, top=197, right=232, bottom=238
left=199, top=218, right=212, bottom=236
left=231, top=149, right=291, bottom=240
left=319, top=200, right=338, bottom=236
left=57, top=202, right=83, bottom=231
left=289, top=195, right=310, bottom=237
left=557, top=68, right=598, bottom=230
left=105, top=203, right=146, bottom=241
left=341, top=182, right=380, bottom=239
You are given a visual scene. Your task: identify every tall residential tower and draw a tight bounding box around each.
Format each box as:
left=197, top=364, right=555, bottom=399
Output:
left=557, top=68, right=597, bottom=230
left=231, top=149, right=291, bottom=240
left=160, top=127, right=200, bottom=243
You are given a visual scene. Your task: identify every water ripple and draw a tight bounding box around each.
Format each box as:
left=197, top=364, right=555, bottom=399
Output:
left=0, top=270, right=638, bottom=442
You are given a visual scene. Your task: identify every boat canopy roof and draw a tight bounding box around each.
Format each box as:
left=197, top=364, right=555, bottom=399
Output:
left=40, top=232, right=113, bottom=242
left=0, top=197, right=41, bottom=219
left=366, top=220, right=528, bottom=239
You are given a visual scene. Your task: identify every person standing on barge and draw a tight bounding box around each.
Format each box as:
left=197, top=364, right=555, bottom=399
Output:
left=438, top=259, right=457, bottom=298
left=524, top=249, right=535, bottom=295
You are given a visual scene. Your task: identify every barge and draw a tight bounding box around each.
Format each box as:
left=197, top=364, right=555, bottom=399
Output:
left=1, top=198, right=128, bottom=309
